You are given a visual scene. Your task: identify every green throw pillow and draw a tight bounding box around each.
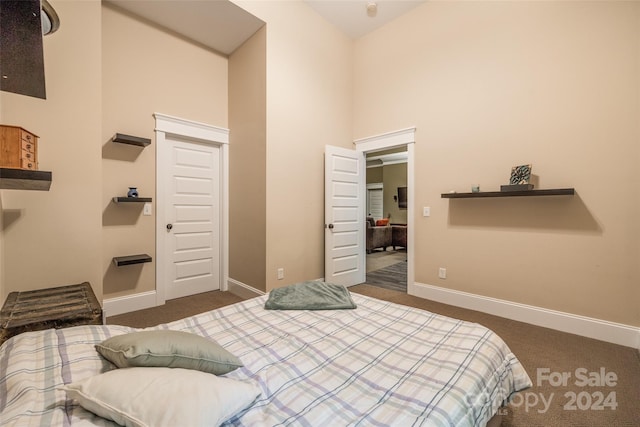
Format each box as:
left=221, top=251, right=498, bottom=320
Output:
left=95, top=330, right=243, bottom=375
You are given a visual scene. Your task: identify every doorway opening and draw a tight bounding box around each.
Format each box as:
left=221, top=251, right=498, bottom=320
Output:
left=364, top=148, right=408, bottom=292
left=354, top=127, right=415, bottom=295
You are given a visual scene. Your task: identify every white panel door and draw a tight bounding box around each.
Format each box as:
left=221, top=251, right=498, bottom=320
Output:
left=165, top=137, right=220, bottom=300
left=324, top=145, right=365, bottom=287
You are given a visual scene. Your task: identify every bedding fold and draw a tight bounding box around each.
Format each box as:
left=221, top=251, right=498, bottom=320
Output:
left=264, top=281, right=357, bottom=310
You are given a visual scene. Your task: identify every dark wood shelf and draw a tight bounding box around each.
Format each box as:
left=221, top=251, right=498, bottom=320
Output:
left=112, top=196, right=152, bottom=203
left=112, top=133, right=151, bottom=147
left=0, top=168, right=52, bottom=191
left=441, top=188, right=575, bottom=199
left=112, top=254, right=152, bottom=267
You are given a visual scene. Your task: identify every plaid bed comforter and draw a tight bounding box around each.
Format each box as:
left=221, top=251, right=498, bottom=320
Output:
left=0, top=293, right=531, bottom=426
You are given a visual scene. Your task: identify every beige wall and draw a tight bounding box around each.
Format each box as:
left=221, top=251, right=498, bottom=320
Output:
left=366, top=167, right=382, bottom=184
left=366, top=164, right=408, bottom=224
left=4, top=0, right=633, bottom=333
left=229, top=27, right=267, bottom=292
left=1, top=0, right=351, bottom=306
left=354, top=1, right=640, bottom=326
left=384, top=163, right=407, bottom=224
left=235, top=1, right=354, bottom=291
left=101, top=4, right=229, bottom=299
left=0, top=2, right=232, bottom=306
left=0, top=0, right=103, bottom=300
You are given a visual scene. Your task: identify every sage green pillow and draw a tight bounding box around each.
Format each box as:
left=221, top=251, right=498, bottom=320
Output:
left=95, top=330, right=243, bottom=375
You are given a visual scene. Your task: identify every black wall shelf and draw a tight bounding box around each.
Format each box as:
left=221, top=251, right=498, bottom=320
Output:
left=112, top=196, right=152, bottom=203
left=0, top=168, right=52, bottom=191
left=441, top=188, right=575, bottom=199
left=113, top=254, right=152, bottom=267
left=112, top=133, right=151, bottom=147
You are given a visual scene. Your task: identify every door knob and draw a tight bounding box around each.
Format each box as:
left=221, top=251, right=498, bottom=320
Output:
left=328, top=224, right=334, bottom=229
left=166, top=223, right=173, bottom=231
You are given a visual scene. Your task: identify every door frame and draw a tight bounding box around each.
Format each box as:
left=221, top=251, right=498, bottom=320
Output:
left=354, top=127, right=415, bottom=294
left=154, top=113, right=229, bottom=306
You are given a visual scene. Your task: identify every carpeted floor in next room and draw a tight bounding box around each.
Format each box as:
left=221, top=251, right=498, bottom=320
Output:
left=107, top=286, right=640, bottom=427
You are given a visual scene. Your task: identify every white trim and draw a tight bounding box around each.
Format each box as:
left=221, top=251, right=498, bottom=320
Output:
left=412, top=282, right=640, bottom=349
left=354, top=127, right=416, bottom=152
left=154, top=113, right=230, bottom=306
left=366, top=152, right=408, bottom=168
left=220, top=135, right=229, bottom=292
left=154, top=113, right=229, bottom=144
left=227, top=278, right=265, bottom=299
left=103, top=291, right=157, bottom=318
left=355, top=128, right=415, bottom=291
left=406, top=143, right=415, bottom=290
left=376, top=159, right=407, bottom=167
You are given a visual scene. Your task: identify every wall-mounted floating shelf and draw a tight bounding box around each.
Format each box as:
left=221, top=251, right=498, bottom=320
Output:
left=112, top=196, right=152, bottom=203
left=0, top=168, right=52, bottom=191
left=112, top=254, right=152, bottom=267
left=441, top=188, right=575, bottom=199
left=112, top=133, right=151, bottom=147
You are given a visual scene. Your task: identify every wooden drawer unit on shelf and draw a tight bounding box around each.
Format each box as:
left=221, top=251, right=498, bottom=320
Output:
left=0, top=125, right=39, bottom=170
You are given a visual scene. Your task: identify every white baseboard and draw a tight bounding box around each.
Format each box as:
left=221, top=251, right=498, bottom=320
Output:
left=227, top=278, right=265, bottom=299
left=102, top=291, right=158, bottom=318
left=102, top=281, right=640, bottom=350
left=411, top=282, right=640, bottom=349
left=103, top=281, right=265, bottom=318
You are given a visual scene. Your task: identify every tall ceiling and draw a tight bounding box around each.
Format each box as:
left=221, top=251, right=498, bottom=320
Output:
left=105, top=0, right=265, bottom=55
left=304, top=0, right=426, bottom=39
left=105, top=0, right=426, bottom=55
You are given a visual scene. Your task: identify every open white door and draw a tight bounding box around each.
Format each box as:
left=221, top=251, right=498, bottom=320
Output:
left=324, top=145, right=365, bottom=287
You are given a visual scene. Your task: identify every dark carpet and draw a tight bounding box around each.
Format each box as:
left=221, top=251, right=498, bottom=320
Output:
left=365, top=261, right=407, bottom=292
left=107, top=291, right=244, bottom=328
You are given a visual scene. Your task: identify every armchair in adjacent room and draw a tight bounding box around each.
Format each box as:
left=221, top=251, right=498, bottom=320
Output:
left=366, top=217, right=392, bottom=254
left=392, top=225, right=407, bottom=250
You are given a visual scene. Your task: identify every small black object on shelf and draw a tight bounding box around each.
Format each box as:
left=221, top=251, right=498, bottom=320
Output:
left=112, top=133, right=151, bottom=147
left=113, top=254, right=152, bottom=267
left=501, top=184, right=535, bottom=192
left=0, top=168, right=52, bottom=191
left=112, top=197, right=152, bottom=203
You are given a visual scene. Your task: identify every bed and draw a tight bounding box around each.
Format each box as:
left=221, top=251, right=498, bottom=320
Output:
left=0, top=291, right=531, bottom=426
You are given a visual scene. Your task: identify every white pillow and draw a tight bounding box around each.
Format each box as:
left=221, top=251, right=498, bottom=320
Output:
left=62, top=367, right=260, bottom=427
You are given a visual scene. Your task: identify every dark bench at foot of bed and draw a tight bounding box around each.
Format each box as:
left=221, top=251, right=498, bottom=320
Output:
left=0, top=282, right=103, bottom=346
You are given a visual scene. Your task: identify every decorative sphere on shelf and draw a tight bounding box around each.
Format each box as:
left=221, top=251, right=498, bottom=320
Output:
left=127, top=187, right=138, bottom=198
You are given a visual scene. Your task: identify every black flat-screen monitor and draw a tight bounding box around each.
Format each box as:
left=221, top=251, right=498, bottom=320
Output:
left=0, top=0, right=46, bottom=99
left=398, top=186, right=407, bottom=209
